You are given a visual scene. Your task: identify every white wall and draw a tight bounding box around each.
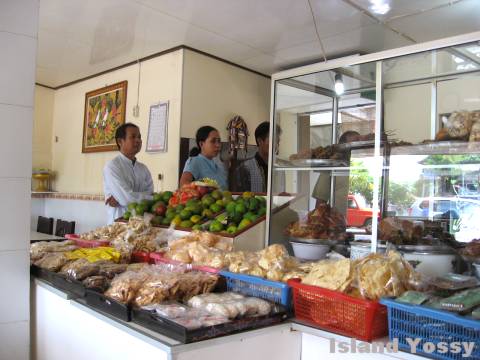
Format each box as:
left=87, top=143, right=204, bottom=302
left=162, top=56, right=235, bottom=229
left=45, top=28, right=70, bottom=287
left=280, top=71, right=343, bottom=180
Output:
left=33, top=85, right=54, bottom=169
left=50, top=50, right=183, bottom=194
left=437, top=76, right=480, bottom=114
left=0, top=1, right=39, bottom=359
left=181, top=49, right=271, bottom=145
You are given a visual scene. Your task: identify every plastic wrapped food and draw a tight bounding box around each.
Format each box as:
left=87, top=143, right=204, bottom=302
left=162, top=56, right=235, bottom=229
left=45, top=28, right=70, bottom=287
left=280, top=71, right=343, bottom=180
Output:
left=431, top=273, right=479, bottom=290
left=439, top=287, right=480, bottom=313
left=303, top=259, right=353, bottom=292
left=105, top=270, right=151, bottom=304
left=142, top=302, right=188, bottom=319
left=83, top=275, right=109, bottom=291
left=34, top=252, right=71, bottom=272
left=396, top=291, right=433, bottom=305
left=97, top=263, right=128, bottom=279
left=65, top=247, right=121, bottom=263
left=60, top=258, right=100, bottom=280
left=30, top=240, right=77, bottom=262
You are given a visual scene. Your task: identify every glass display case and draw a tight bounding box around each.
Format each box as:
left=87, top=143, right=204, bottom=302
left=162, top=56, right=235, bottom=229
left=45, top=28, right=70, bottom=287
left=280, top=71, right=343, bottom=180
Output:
left=266, top=33, right=480, bottom=275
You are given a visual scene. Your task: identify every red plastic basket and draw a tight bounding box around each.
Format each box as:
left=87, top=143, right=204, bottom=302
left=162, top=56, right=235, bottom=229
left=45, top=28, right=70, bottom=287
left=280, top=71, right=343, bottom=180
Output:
left=131, top=251, right=152, bottom=263
left=149, top=252, right=220, bottom=274
left=288, top=279, right=388, bottom=341
left=65, top=234, right=111, bottom=248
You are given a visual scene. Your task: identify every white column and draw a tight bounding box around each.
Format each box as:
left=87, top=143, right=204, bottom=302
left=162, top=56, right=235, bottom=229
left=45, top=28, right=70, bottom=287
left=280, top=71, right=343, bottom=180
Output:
left=0, top=1, right=39, bottom=359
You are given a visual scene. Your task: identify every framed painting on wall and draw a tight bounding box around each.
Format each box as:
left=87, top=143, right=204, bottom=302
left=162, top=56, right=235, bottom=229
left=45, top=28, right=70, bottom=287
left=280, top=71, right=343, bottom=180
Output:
left=82, top=81, right=128, bottom=153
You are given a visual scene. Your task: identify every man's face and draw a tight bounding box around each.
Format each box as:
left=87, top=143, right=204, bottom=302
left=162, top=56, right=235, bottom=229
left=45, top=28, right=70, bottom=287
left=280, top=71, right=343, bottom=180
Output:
left=258, top=136, right=270, bottom=158
left=119, top=126, right=142, bottom=157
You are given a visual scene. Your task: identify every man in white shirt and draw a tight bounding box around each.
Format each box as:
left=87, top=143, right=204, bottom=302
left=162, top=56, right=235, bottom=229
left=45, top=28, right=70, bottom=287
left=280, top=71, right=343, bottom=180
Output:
left=103, top=123, right=153, bottom=224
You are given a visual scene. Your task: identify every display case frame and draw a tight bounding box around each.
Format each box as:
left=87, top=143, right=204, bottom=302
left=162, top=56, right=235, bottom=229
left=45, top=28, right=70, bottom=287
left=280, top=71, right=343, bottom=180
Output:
left=265, top=31, right=480, bottom=256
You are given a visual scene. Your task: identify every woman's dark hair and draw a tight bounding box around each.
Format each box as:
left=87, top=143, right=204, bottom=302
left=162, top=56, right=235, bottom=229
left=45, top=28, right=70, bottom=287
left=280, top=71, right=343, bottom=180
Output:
left=189, top=126, right=217, bottom=157
left=115, top=123, right=139, bottom=149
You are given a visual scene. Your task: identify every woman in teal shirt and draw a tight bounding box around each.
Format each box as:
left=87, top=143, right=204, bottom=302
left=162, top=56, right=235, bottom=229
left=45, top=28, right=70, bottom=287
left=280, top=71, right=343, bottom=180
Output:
left=180, top=126, right=228, bottom=189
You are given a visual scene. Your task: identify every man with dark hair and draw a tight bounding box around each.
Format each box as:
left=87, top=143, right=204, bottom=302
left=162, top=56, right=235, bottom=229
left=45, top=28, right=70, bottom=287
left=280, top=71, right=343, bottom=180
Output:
left=233, top=121, right=281, bottom=192
left=103, top=123, right=153, bottom=224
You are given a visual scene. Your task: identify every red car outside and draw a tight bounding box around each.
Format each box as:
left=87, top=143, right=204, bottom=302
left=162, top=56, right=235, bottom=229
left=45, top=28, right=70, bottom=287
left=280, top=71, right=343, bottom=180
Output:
left=346, top=194, right=378, bottom=229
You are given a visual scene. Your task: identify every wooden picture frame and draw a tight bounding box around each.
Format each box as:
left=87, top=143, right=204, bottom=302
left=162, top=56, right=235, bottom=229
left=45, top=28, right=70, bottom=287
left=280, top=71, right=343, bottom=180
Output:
left=82, top=81, right=128, bottom=153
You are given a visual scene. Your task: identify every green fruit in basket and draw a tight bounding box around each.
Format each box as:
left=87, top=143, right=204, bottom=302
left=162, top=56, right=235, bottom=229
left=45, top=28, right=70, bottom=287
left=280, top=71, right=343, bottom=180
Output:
left=190, top=204, right=203, bottom=215
left=127, top=202, right=137, bottom=211
left=175, top=204, right=185, bottom=212
left=161, top=217, right=171, bottom=226
left=135, top=204, right=146, bottom=216
left=222, top=190, right=232, bottom=199
left=123, top=211, right=131, bottom=220
left=231, top=212, right=243, bottom=225
left=258, top=207, right=267, bottom=216
left=190, top=214, right=202, bottom=224
left=152, top=193, right=162, bottom=202
left=238, top=218, right=252, bottom=230
left=202, top=195, right=215, bottom=206
left=244, top=212, right=257, bottom=222
left=210, top=203, right=221, bottom=213
left=235, top=202, right=246, bottom=215
left=211, top=190, right=222, bottom=200
left=248, top=198, right=259, bottom=211
left=166, top=207, right=176, bottom=218
left=192, top=224, right=203, bottom=231
left=162, top=191, right=173, bottom=202
left=226, top=201, right=236, bottom=214
left=171, top=215, right=182, bottom=227
left=226, top=225, right=237, bottom=235
left=186, top=199, right=198, bottom=208
left=256, top=196, right=266, bottom=204
left=202, top=208, right=214, bottom=219
left=209, top=220, right=224, bottom=232
left=180, top=220, right=193, bottom=228
left=179, top=209, right=192, bottom=220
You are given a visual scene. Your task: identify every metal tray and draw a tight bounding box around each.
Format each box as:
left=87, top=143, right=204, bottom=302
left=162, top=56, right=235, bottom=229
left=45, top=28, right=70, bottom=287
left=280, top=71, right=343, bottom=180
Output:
left=132, top=304, right=288, bottom=343
left=289, top=158, right=349, bottom=167
left=85, top=289, right=131, bottom=322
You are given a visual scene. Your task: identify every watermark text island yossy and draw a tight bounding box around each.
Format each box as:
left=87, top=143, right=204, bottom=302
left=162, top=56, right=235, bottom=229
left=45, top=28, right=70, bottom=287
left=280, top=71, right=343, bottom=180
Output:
left=329, top=338, right=475, bottom=358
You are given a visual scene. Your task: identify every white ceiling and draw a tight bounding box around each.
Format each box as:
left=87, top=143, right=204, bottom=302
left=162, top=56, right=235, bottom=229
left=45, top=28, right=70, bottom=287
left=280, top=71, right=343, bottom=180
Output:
left=36, top=0, right=480, bottom=88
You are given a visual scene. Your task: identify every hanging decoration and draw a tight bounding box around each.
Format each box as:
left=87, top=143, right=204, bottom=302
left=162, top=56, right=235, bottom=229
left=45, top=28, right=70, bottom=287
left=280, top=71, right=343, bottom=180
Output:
left=227, top=115, right=249, bottom=156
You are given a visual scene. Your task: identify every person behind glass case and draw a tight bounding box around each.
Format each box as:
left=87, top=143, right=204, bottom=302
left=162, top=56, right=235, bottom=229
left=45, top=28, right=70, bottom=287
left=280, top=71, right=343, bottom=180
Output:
left=180, top=126, right=228, bottom=190
left=312, top=131, right=360, bottom=216
left=103, top=123, right=153, bottom=224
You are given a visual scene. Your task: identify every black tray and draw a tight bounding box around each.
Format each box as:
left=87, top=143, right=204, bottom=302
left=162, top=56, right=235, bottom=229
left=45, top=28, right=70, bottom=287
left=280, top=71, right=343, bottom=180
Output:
left=30, top=265, right=55, bottom=284
left=132, top=305, right=289, bottom=343
left=51, top=272, right=86, bottom=298
left=85, top=289, right=131, bottom=321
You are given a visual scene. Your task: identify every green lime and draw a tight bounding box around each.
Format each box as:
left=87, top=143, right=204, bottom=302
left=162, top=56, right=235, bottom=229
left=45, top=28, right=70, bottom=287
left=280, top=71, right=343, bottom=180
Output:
left=248, top=198, right=259, bottom=211
left=161, top=217, right=171, bottom=225
left=171, top=215, right=182, bottom=227
left=226, top=201, right=236, bottom=214
left=201, top=195, right=215, bottom=206
left=238, top=218, right=252, bottom=230
left=162, top=191, right=173, bottom=202
left=127, top=202, right=137, bottom=211
left=166, top=208, right=176, bottom=218
left=140, top=199, right=150, bottom=207
left=209, top=220, right=224, bottom=232
left=242, top=191, right=254, bottom=199
left=226, top=225, right=237, bottom=234
left=202, top=208, right=214, bottom=219
left=123, top=211, right=131, bottom=220
left=256, top=196, right=266, bottom=205
left=192, top=224, right=202, bottom=231
left=190, top=215, right=202, bottom=224
left=215, top=199, right=224, bottom=206
left=190, top=204, right=203, bottom=215
left=235, top=203, right=246, bottom=215
left=179, top=209, right=192, bottom=220
left=243, top=212, right=256, bottom=222
left=210, top=203, right=221, bottom=213
left=135, top=204, right=146, bottom=216
left=153, top=193, right=162, bottom=202
left=232, top=212, right=243, bottom=225
left=186, top=199, right=198, bottom=208
left=211, top=190, right=222, bottom=200
left=258, top=207, right=267, bottom=216
left=175, top=204, right=185, bottom=212
left=180, top=220, right=193, bottom=228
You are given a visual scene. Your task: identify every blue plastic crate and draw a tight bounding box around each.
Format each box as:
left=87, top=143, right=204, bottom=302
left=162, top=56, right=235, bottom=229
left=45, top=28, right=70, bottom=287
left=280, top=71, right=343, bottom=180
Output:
left=219, top=270, right=291, bottom=308
left=380, top=298, right=480, bottom=360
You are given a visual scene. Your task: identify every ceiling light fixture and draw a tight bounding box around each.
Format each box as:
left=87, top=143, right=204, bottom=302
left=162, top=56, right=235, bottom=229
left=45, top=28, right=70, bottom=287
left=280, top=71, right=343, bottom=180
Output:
left=369, top=0, right=391, bottom=15
left=334, top=73, right=344, bottom=95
